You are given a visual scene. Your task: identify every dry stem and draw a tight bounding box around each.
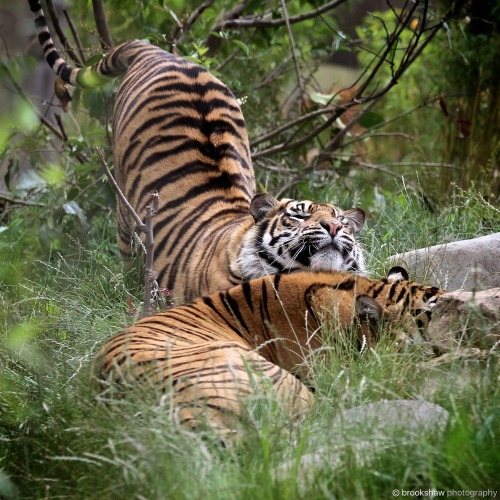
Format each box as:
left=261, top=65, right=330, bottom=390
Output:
left=95, top=147, right=158, bottom=317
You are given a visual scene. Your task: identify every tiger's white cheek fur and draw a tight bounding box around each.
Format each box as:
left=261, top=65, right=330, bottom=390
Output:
left=237, top=228, right=277, bottom=279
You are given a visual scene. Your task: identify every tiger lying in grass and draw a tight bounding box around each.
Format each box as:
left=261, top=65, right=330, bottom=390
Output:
left=94, top=267, right=445, bottom=437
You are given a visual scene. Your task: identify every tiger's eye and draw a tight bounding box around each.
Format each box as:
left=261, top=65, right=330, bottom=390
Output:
left=289, top=213, right=309, bottom=221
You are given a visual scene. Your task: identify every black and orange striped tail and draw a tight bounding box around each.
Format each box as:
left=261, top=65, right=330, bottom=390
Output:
left=28, top=0, right=113, bottom=87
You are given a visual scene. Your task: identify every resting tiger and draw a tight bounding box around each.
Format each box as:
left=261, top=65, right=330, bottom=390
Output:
left=28, top=0, right=366, bottom=303
left=95, top=267, right=445, bottom=436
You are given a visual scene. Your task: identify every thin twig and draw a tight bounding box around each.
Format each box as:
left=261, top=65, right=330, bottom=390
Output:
left=347, top=161, right=399, bottom=178
left=179, top=0, right=215, bottom=43
left=95, top=147, right=159, bottom=318
left=323, top=100, right=377, bottom=153
left=54, top=114, right=68, bottom=142
left=0, top=192, right=46, bottom=207
left=92, top=0, right=113, bottom=49
left=216, top=47, right=241, bottom=72
left=95, top=147, right=144, bottom=230
left=2, top=61, right=61, bottom=139
left=45, top=0, right=83, bottom=65
left=356, top=161, right=459, bottom=169
left=251, top=57, right=292, bottom=91
left=205, top=0, right=254, bottom=55
left=280, top=0, right=305, bottom=110
left=252, top=104, right=350, bottom=159
left=213, top=0, right=349, bottom=30
left=355, top=1, right=419, bottom=98
left=251, top=100, right=347, bottom=147
left=251, top=1, right=454, bottom=161
left=259, top=5, right=431, bottom=156
left=143, top=192, right=159, bottom=316
left=216, top=29, right=257, bottom=72
left=1, top=60, right=90, bottom=164
left=63, top=9, right=86, bottom=63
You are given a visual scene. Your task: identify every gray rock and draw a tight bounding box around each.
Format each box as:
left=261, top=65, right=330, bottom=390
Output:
left=332, top=399, right=449, bottom=434
left=427, top=288, right=500, bottom=352
left=275, top=400, right=448, bottom=488
left=388, top=233, right=500, bottom=291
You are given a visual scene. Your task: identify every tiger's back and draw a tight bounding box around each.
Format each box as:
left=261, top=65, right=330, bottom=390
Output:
left=95, top=270, right=445, bottom=435
left=110, top=42, right=256, bottom=298
left=29, top=0, right=368, bottom=304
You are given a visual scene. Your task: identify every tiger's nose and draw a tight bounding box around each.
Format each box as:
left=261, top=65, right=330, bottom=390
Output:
left=320, top=219, right=342, bottom=237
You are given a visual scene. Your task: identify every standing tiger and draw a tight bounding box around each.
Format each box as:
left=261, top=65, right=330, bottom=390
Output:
left=95, top=268, right=445, bottom=436
left=28, top=0, right=366, bottom=304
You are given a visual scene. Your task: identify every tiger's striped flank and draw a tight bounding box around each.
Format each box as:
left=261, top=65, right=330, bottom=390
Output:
left=95, top=270, right=445, bottom=436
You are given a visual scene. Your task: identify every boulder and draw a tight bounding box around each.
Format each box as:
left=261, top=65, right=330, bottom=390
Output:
left=387, top=233, right=500, bottom=291
left=331, top=399, right=449, bottom=434
left=274, top=400, right=448, bottom=488
left=427, top=288, right=500, bottom=352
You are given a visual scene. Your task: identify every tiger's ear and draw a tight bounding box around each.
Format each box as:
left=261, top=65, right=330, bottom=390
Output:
left=355, top=294, right=383, bottom=329
left=342, top=208, right=365, bottom=233
left=387, top=266, right=409, bottom=281
left=250, top=193, right=280, bottom=222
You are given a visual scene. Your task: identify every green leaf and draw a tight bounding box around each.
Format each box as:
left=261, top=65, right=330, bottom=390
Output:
left=15, top=98, right=38, bottom=131
left=197, top=46, right=210, bottom=57
left=233, top=40, right=250, bottom=56
left=40, top=163, right=66, bottom=187
left=358, top=111, right=385, bottom=128
left=85, top=53, right=105, bottom=66
left=63, top=201, right=89, bottom=232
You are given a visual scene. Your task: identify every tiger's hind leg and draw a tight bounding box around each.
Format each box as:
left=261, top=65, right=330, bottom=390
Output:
left=95, top=339, right=314, bottom=440
left=172, top=342, right=315, bottom=438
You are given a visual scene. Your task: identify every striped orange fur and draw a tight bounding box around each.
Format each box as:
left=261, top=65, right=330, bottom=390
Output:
left=95, top=269, right=445, bottom=435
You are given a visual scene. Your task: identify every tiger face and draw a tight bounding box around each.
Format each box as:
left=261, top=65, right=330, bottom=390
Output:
left=237, top=193, right=366, bottom=279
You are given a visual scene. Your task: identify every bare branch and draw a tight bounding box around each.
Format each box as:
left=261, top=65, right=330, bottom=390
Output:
left=92, top=0, right=114, bottom=49
left=322, top=100, right=377, bottom=154
left=251, top=99, right=350, bottom=147
left=45, top=0, right=83, bottom=65
left=251, top=1, right=457, bottom=162
left=352, top=160, right=461, bottom=177
left=179, top=0, right=216, bottom=43
left=213, top=0, right=349, bottom=30
left=143, top=192, right=159, bottom=317
left=54, top=114, right=68, bottom=142
left=349, top=160, right=399, bottom=178
left=251, top=57, right=292, bottom=91
left=205, top=0, right=254, bottom=54
left=95, top=147, right=159, bottom=317
left=252, top=95, right=364, bottom=159
left=355, top=1, right=419, bottom=97
left=339, top=95, right=444, bottom=150
left=280, top=0, right=305, bottom=109
left=0, top=60, right=92, bottom=166
left=354, top=160, right=459, bottom=170
left=63, top=9, right=86, bottom=63
left=95, top=147, right=145, bottom=231
left=0, top=192, right=46, bottom=207
left=2, top=61, right=61, bottom=139
left=216, top=29, right=257, bottom=71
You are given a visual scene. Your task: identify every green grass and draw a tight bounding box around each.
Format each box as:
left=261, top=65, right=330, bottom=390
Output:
left=1, top=189, right=499, bottom=498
